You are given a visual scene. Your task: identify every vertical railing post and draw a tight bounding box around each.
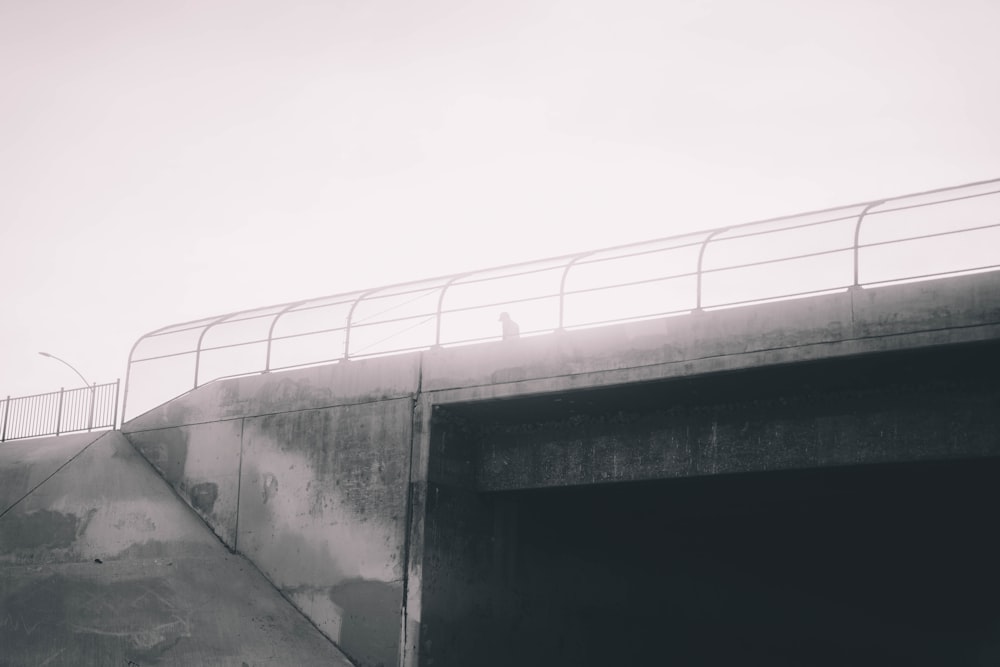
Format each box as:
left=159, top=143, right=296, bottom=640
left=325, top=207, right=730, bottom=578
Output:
left=87, top=383, right=96, bottom=431
left=696, top=228, right=729, bottom=311
left=55, top=388, right=65, bottom=436
left=558, top=252, right=594, bottom=331
left=194, top=314, right=232, bottom=389
left=112, top=379, right=120, bottom=430
left=121, top=337, right=145, bottom=430
left=343, top=302, right=359, bottom=360
left=1, top=395, right=9, bottom=442
left=121, top=363, right=134, bottom=429
left=434, top=274, right=472, bottom=347
left=266, top=302, right=306, bottom=373
left=853, top=200, right=884, bottom=287
left=344, top=288, right=379, bottom=360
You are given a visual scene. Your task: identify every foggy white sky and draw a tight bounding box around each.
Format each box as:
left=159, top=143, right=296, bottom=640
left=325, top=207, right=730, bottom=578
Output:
left=2, top=0, right=999, bottom=400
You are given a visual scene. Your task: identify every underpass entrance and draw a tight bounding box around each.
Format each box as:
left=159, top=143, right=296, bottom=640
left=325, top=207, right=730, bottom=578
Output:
left=416, top=342, right=1000, bottom=666
left=420, top=459, right=1000, bottom=667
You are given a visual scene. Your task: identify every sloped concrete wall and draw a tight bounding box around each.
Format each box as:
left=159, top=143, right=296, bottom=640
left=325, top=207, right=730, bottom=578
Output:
left=123, top=354, right=420, bottom=667
left=1, top=432, right=220, bottom=565
left=0, top=431, right=106, bottom=514
left=126, top=420, right=243, bottom=548
left=0, top=432, right=354, bottom=667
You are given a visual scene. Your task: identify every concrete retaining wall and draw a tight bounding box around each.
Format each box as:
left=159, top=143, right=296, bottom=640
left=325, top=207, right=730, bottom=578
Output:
left=124, top=354, right=420, bottom=667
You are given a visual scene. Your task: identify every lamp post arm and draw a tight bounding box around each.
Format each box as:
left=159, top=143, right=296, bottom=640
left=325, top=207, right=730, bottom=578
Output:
left=38, top=352, right=91, bottom=389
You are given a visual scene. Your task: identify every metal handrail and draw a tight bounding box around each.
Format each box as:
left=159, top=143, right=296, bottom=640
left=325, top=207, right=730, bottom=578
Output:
left=122, top=177, right=1000, bottom=421
left=1, top=380, right=120, bottom=442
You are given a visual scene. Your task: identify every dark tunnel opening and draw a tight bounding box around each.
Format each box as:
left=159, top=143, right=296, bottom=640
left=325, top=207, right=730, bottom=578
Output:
left=422, top=459, right=1000, bottom=666
left=504, top=460, right=1000, bottom=666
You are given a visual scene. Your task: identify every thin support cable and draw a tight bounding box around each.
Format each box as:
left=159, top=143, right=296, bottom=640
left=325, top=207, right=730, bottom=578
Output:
left=355, top=315, right=437, bottom=356
left=355, top=286, right=440, bottom=327
left=343, top=287, right=383, bottom=360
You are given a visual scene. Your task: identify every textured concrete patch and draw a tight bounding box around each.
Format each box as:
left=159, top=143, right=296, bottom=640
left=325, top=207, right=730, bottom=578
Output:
left=0, top=432, right=106, bottom=512
left=0, top=432, right=355, bottom=666
left=0, top=509, right=86, bottom=551
left=0, top=557, right=356, bottom=667
left=238, top=404, right=409, bottom=666
left=125, top=419, right=242, bottom=549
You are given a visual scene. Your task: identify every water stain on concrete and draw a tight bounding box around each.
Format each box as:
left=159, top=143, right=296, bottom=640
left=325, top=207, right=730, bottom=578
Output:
left=130, top=428, right=189, bottom=486
left=189, top=482, right=219, bottom=515
left=329, top=578, right=402, bottom=667
left=0, top=509, right=92, bottom=553
left=0, top=467, right=32, bottom=512
left=262, top=473, right=278, bottom=504
left=0, top=509, right=78, bottom=550
left=0, top=572, right=189, bottom=664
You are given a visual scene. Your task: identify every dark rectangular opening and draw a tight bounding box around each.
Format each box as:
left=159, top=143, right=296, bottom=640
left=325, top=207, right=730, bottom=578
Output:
left=421, top=459, right=1000, bottom=666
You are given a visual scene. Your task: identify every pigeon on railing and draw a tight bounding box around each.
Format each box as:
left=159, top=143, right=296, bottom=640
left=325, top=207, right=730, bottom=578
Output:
left=498, top=312, right=520, bottom=340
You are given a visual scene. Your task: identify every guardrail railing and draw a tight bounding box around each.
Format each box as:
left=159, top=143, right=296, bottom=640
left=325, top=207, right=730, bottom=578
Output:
left=1, top=380, right=120, bottom=442
left=123, top=178, right=1000, bottom=421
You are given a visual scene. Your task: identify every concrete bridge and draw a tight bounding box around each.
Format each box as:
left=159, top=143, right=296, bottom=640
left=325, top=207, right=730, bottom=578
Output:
left=3, top=180, right=1000, bottom=666
left=118, top=270, right=999, bottom=666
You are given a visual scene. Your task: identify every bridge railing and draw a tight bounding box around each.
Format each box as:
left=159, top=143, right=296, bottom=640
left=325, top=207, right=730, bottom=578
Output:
left=1, top=380, right=120, bottom=442
left=123, top=178, right=1000, bottom=421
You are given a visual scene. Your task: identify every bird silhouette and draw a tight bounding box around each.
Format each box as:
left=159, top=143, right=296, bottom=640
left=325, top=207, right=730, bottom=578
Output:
left=498, top=312, right=520, bottom=340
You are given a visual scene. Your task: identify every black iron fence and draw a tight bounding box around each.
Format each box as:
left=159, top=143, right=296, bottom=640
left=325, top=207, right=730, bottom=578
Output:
left=123, top=178, right=1000, bottom=421
left=1, top=380, right=120, bottom=442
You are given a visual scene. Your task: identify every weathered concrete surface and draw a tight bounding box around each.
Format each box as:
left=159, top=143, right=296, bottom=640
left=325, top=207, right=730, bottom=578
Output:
left=466, top=343, right=1000, bottom=490
left=126, top=353, right=421, bottom=430
left=0, top=431, right=105, bottom=514
left=115, top=269, right=1000, bottom=667
left=0, top=431, right=354, bottom=667
left=405, top=271, right=1000, bottom=667
left=127, top=420, right=243, bottom=549
left=124, top=353, right=418, bottom=667
left=420, top=271, right=1000, bottom=402
left=237, top=403, right=409, bottom=667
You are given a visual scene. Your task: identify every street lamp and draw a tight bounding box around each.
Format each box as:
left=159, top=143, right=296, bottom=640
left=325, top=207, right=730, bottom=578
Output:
left=39, top=351, right=95, bottom=432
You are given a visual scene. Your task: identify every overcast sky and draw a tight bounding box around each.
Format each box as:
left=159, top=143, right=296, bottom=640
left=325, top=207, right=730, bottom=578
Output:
left=2, top=0, right=999, bottom=403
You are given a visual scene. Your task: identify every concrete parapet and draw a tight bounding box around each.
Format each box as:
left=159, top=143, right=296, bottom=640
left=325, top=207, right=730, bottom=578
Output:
left=421, top=271, right=1000, bottom=401
left=126, top=351, right=421, bottom=430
